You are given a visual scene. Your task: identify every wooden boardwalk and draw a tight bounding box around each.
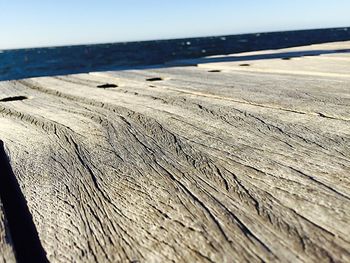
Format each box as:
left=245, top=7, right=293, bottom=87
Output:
left=0, top=41, right=350, bottom=262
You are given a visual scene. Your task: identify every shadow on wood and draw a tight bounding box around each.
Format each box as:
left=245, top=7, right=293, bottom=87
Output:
left=0, top=140, right=48, bottom=263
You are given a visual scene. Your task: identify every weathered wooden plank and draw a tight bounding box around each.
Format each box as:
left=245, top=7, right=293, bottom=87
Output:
left=0, top=201, right=16, bottom=263
left=96, top=66, right=350, bottom=120
left=198, top=57, right=350, bottom=78
left=0, top=41, right=349, bottom=262
left=194, top=41, right=350, bottom=79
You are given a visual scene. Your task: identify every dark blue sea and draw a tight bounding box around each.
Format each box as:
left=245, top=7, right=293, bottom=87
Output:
left=0, top=27, right=349, bottom=81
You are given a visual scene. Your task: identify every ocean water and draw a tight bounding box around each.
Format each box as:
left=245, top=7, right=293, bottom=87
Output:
left=0, top=27, right=349, bottom=81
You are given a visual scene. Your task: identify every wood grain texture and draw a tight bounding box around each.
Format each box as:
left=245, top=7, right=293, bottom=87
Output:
left=0, top=201, right=15, bottom=263
left=0, top=41, right=349, bottom=262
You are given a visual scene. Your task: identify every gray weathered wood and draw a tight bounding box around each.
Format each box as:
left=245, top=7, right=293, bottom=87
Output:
left=0, top=41, right=349, bottom=262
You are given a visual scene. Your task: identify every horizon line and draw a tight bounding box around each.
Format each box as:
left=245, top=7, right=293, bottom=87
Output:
left=1, top=26, right=349, bottom=52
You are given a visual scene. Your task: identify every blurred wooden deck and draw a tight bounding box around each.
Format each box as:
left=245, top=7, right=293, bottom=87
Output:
left=0, top=41, right=350, bottom=263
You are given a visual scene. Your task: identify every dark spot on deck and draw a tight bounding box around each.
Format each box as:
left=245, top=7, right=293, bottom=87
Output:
left=0, top=96, right=28, bottom=102
left=208, top=70, right=221, bottom=73
left=239, top=64, right=250, bottom=67
left=146, top=77, right=163, bottom=82
left=97, top=83, right=118, bottom=88
left=282, top=57, right=292, bottom=60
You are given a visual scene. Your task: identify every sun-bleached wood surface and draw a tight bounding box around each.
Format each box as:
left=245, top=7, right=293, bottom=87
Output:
left=0, top=41, right=349, bottom=262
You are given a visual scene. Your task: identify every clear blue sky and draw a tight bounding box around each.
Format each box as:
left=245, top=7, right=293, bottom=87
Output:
left=0, top=0, right=349, bottom=49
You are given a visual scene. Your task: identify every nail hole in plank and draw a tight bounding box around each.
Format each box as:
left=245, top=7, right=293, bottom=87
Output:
left=0, top=96, right=28, bottom=102
left=146, top=77, right=163, bottom=82
left=97, top=83, right=118, bottom=88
